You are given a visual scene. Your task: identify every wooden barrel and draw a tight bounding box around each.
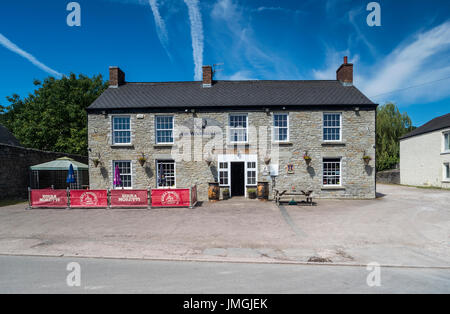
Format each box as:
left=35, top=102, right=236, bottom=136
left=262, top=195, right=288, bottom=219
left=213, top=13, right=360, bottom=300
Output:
left=257, top=181, right=269, bottom=201
left=208, top=182, right=220, bottom=201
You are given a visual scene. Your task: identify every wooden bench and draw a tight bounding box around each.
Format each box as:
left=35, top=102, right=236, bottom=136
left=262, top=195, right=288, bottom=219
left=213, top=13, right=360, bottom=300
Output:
left=274, top=189, right=314, bottom=206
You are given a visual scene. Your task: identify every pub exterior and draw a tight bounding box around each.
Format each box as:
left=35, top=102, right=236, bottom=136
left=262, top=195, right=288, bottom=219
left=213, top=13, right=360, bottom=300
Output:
left=87, top=57, right=377, bottom=201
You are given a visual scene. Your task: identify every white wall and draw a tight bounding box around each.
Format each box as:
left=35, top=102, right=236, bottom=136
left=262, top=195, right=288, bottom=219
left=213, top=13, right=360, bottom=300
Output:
left=400, top=128, right=450, bottom=188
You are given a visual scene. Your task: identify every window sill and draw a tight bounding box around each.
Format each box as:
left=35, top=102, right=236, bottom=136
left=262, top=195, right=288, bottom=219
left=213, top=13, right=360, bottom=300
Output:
left=154, top=143, right=174, bottom=148
left=273, top=141, right=293, bottom=146
left=441, top=151, right=450, bottom=155
left=111, top=144, right=133, bottom=148
left=321, top=186, right=345, bottom=190
left=442, top=180, right=450, bottom=183
left=322, top=142, right=346, bottom=146
left=227, top=143, right=249, bottom=147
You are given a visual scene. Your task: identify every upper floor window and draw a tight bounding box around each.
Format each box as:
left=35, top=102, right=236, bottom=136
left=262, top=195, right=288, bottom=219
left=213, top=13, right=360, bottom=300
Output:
left=323, top=113, right=341, bottom=141
left=229, top=114, right=248, bottom=143
left=155, top=116, right=174, bottom=144
left=444, top=132, right=450, bottom=152
left=113, top=160, right=132, bottom=189
left=112, top=116, right=131, bottom=144
left=323, top=158, right=341, bottom=186
left=273, top=113, right=289, bottom=142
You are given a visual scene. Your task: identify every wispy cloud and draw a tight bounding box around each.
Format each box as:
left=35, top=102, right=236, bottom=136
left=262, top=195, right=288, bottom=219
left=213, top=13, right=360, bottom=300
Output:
left=0, top=33, right=63, bottom=78
left=184, top=0, right=204, bottom=81
left=253, top=6, right=304, bottom=15
left=313, top=21, right=450, bottom=105
left=148, top=0, right=171, bottom=59
left=211, top=0, right=300, bottom=80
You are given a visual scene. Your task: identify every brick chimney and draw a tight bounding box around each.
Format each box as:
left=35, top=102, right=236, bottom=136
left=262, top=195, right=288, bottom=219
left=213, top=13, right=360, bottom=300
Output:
left=202, top=65, right=213, bottom=87
left=109, top=66, right=125, bottom=88
left=336, top=56, right=353, bottom=85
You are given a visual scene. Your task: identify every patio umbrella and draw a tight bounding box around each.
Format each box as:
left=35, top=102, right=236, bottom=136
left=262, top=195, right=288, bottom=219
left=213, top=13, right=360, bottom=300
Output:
left=158, top=163, right=166, bottom=187
left=66, top=163, right=76, bottom=189
left=113, top=164, right=122, bottom=188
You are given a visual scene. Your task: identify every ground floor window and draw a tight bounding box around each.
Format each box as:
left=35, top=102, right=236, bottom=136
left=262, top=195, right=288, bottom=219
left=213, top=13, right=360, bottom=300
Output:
left=157, top=160, right=176, bottom=187
left=323, top=158, right=341, bottom=186
left=247, top=161, right=257, bottom=185
left=444, top=163, right=450, bottom=180
left=219, top=162, right=229, bottom=186
left=113, top=160, right=132, bottom=189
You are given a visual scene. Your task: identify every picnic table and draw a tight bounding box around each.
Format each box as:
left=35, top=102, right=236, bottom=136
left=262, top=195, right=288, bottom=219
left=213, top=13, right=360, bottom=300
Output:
left=274, top=189, right=314, bottom=206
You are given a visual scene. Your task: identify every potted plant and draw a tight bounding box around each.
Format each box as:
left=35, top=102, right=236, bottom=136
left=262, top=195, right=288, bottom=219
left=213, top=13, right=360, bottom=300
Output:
left=222, top=188, right=230, bottom=200
left=138, top=153, right=147, bottom=167
left=247, top=188, right=257, bottom=199
left=363, top=155, right=372, bottom=165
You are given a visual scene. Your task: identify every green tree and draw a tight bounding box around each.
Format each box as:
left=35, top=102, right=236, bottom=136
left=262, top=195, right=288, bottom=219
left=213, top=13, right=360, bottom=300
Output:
left=1, top=74, right=107, bottom=155
left=376, top=103, right=414, bottom=171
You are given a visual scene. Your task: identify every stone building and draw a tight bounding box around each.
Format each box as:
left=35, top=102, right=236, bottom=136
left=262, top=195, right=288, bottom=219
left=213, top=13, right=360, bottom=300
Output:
left=87, top=57, right=377, bottom=200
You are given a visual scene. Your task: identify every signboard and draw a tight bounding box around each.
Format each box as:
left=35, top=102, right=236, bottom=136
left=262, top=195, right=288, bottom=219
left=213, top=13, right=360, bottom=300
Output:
left=31, top=189, right=68, bottom=208
left=151, top=189, right=190, bottom=207
left=110, top=190, right=148, bottom=208
left=69, top=190, right=108, bottom=208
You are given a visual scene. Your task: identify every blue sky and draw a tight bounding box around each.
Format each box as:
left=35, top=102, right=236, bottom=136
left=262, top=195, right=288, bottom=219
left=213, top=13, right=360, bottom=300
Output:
left=0, top=0, right=449, bottom=126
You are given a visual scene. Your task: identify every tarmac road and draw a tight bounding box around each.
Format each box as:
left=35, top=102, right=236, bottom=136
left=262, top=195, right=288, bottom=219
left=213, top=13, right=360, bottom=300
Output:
left=0, top=255, right=449, bottom=294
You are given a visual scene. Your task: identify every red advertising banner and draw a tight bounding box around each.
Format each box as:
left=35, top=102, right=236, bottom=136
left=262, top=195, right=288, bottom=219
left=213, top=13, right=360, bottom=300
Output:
left=110, top=190, right=148, bottom=208
left=69, top=190, right=108, bottom=208
left=30, top=189, right=68, bottom=208
left=151, top=189, right=190, bottom=207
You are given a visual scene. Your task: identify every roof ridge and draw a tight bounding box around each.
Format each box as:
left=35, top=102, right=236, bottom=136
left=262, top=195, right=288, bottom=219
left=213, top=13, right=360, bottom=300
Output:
left=124, top=80, right=340, bottom=85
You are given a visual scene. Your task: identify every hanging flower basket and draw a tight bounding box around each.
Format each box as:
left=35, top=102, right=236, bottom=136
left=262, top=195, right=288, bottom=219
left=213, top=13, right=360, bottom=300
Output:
left=138, top=153, right=147, bottom=167
left=92, top=158, right=101, bottom=168
left=363, top=156, right=372, bottom=165
left=303, top=154, right=312, bottom=165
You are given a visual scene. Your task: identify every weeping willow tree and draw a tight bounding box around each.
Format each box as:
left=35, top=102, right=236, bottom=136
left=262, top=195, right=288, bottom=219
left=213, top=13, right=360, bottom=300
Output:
left=376, top=103, right=415, bottom=171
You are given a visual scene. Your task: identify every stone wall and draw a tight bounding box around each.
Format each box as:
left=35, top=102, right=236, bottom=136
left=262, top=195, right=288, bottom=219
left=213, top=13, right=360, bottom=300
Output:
left=0, top=144, right=88, bottom=200
left=376, top=169, right=400, bottom=185
left=88, top=107, right=376, bottom=200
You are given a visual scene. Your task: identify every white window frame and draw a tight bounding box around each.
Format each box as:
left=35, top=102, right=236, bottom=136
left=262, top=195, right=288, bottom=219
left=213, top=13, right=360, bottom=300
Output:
left=219, top=162, right=229, bottom=186
left=273, top=113, right=289, bottom=143
left=322, top=158, right=342, bottom=187
left=246, top=161, right=257, bottom=186
left=112, top=115, right=131, bottom=145
left=444, top=163, right=450, bottom=181
left=229, top=113, right=249, bottom=144
left=443, top=131, right=450, bottom=153
left=323, top=112, right=342, bottom=142
left=156, top=160, right=176, bottom=188
left=112, top=160, right=133, bottom=189
left=155, top=115, right=174, bottom=144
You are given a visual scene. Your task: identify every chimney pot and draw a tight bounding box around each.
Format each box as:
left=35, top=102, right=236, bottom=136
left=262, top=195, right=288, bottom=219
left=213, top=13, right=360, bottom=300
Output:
left=336, top=57, right=353, bottom=85
left=202, top=65, right=213, bottom=87
left=109, top=66, right=125, bottom=88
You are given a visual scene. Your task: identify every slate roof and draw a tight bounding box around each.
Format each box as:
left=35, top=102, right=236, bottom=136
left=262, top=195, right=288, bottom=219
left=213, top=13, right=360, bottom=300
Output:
left=0, top=124, right=22, bottom=147
left=87, top=80, right=375, bottom=110
left=400, top=113, right=450, bottom=140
